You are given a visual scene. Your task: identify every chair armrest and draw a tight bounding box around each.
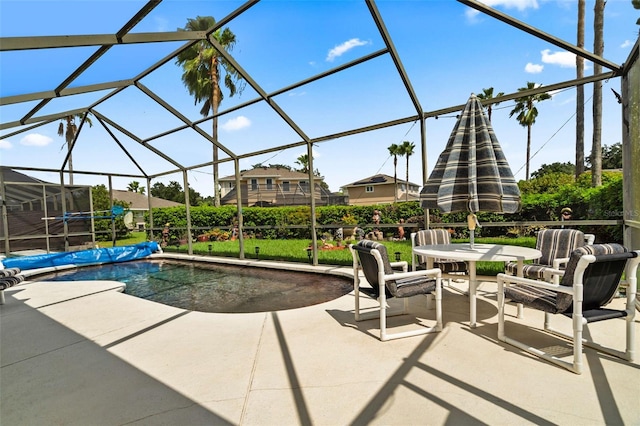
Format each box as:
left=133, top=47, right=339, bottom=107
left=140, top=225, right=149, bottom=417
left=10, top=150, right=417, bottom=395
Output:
left=385, top=267, right=442, bottom=282
left=543, top=266, right=566, bottom=283
left=552, top=257, right=570, bottom=269
left=497, top=273, right=573, bottom=294
left=390, top=261, right=408, bottom=272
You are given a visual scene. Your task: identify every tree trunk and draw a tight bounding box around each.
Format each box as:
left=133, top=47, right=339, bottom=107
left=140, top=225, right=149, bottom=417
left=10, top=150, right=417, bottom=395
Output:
left=212, top=57, right=221, bottom=206
left=592, top=0, right=605, bottom=187
left=576, top=0, right=585, bottom=178
left=526, top=124, right=532, bottom=181
left=405, top=158, right=410, bottom=202
left=393, top=157, right=398, bottom=203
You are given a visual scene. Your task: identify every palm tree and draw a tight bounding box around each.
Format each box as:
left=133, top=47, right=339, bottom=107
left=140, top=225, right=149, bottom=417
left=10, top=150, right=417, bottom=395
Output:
left=58, top=113, right=92, bottom=185
left=575, top=0, right=585, bottom=178
left=176, top=16, right=245, bottom=206
left=592, top=0, right=605, bottom=187
left=400, top=140, right=415, bottom=202
left=476, top=87, right=504, bottom=122
left=509, top=82, right=551, bottom=181
left=295, top=154, right=310, bottom=174
left=127, top=181, right=145, bottom=194
left=387, top=143, right=402, bottom=203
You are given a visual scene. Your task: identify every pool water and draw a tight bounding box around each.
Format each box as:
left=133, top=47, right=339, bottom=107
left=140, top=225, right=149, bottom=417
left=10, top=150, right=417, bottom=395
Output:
left=40, top=259, right=353, bottom=313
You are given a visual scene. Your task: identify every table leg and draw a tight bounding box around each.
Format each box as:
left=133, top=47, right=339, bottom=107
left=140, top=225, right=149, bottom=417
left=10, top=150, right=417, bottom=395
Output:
left=517, top=257, right=524, bottom=318
left=469, top=260, right=477, bottom=328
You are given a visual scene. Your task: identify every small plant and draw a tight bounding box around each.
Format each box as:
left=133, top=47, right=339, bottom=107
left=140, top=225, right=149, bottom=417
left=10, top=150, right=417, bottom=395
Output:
left=203, top=228, right=231, bottom=241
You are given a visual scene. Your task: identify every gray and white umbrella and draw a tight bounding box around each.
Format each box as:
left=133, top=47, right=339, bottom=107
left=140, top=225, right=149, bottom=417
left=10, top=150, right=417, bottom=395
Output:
left=420, top=93, right=520, bottom=246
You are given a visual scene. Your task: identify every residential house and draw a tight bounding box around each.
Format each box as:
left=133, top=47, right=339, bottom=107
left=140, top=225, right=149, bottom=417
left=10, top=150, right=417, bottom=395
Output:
left=341, top=174, right=420, bottom=206
left=219, top=167, right=336, bottom=207
left=112, top=190, right=182, bottom=230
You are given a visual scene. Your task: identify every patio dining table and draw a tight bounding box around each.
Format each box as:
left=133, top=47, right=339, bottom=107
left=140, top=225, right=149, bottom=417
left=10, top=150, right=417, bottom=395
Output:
left=413, top=243, right=542, bottom=328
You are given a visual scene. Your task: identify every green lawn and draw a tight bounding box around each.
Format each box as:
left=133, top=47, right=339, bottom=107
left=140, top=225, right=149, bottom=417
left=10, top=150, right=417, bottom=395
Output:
left=133, top=234, right=536, bottom=276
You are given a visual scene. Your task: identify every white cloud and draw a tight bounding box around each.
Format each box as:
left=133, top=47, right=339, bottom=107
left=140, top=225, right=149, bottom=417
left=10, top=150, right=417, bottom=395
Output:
left=20, top=133, right=52, bottom=146
left=483, top=0, right=538, bottom=10
left=621, top=40, right=632, bottom=48
left=525, top=62, right=544, bottom=73
left=221, top=116, right=251, bottom=131
left=0, top=139, right=12, bottom=149
left=466, top=0, right=538, bottom=21
left=288, top=91, right=307, bottom=97
left=541, top=49, right=575, bottom=68
left=326, top=38, right=369, bottom=62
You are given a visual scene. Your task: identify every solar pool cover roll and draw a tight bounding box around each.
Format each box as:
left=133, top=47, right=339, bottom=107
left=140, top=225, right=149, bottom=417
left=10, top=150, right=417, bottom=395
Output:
left=1, top=242, right=161, bottom=271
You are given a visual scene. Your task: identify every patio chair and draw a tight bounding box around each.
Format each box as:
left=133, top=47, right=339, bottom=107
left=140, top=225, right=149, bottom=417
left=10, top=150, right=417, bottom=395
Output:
left=349, top=240, right=442, bottom=341
left=505, top=229, right=588, bottom=284
left=0, top=267, right=24, bottom=304
left=497, top=243, right=640, bottom=374
left=411, top=229, right=468, bottom=293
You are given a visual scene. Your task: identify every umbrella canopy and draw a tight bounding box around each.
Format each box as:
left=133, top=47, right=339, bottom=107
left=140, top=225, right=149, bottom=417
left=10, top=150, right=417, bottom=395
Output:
left=420, top=93, right=521, bottom=214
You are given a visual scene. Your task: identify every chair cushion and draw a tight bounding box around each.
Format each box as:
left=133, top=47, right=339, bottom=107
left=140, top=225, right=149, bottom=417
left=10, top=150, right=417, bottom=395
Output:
left=0, top=267, right=21, bottom=278
left=415, top=260, right=467, bottom=273
left=434, top=260, right=467, bottom=273
left=354, top=240, right=393, bottom=297
left=414, top=229, right=467, bottom=270
left=0, top=274, right=25, bottom=290
left=394, top=276, right=437, bottom=298
left=536, top=229, right=585, bottom=266
left=504, top=262, right=550, bottom=280
left=504, top=283, right=563, bottom=314
left=415, top=229, right=450, bottom=246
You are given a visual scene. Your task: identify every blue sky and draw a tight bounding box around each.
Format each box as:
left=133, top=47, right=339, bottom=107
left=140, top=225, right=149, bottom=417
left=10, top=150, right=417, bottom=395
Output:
left=1, top=0, right=638, bottom=197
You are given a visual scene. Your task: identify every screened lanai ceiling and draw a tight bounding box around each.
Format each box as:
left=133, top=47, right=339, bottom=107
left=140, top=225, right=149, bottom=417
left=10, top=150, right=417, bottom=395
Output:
left=1, top=0, right=636, bottom=199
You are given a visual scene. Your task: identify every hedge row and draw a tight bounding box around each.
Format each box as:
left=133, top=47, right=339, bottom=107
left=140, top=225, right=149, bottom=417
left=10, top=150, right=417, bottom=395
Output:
left=146, top=172, right=624, bottom=243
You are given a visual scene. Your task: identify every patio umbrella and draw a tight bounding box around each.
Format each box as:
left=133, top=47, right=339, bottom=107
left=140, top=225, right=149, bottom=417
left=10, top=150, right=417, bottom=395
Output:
left=420, top=93, right=520, bottom=247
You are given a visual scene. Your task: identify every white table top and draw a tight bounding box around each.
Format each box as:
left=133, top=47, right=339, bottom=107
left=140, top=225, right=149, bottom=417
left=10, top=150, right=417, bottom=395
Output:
left=413, top=243, right=541, bottom=262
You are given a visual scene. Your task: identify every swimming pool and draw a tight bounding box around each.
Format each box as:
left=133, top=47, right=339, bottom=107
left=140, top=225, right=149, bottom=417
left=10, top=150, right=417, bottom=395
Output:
left=39, top=259, right=353, bottom=313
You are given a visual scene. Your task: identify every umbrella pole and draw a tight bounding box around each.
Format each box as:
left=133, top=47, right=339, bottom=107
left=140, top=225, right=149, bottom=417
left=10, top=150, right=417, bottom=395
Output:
left=467, top=213, right=480, bottom=249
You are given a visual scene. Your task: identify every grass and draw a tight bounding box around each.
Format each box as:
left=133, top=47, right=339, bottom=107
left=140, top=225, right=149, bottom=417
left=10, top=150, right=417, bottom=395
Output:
left=145, top=235, right=536, bottom=276
left=113, top=232, right=148, bottom=246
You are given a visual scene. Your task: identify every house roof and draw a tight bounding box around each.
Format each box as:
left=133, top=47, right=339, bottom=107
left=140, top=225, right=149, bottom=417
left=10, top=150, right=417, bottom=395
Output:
left=112, top=190, right=183, bottom=210
left=342, top=174, right=418, bottom=188
left=1, top=167, right=86, bottom=206
left=219, top=167, right=323, bottom=182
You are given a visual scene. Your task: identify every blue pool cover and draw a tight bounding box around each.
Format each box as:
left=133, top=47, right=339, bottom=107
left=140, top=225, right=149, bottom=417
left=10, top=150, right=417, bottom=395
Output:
left=1, top=242, right=161, bottom=271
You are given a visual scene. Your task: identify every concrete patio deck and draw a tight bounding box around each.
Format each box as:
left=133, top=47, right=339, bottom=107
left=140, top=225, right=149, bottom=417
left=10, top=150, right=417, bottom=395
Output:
left=1, top=256, right=639, bottom=425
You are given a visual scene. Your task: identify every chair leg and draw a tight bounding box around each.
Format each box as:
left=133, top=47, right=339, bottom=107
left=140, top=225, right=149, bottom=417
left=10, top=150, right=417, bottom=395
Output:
left=498, top=278, right=582, bottom=374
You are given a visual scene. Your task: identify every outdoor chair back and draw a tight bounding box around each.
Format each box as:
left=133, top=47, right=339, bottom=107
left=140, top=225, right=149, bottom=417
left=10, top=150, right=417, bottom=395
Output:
left=505, top=228, right=586, bottom=282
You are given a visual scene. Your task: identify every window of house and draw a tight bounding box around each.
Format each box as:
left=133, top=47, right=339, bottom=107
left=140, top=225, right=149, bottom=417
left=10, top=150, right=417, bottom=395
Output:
left=250, top=179, right=258, bottom=190
left=366, top=186, right=374, bottom=193
left=282, top=181, right=290, bottom=192
left=266, top=178, right=273, bottom=190
left=300, top=181, right=309, bottom=191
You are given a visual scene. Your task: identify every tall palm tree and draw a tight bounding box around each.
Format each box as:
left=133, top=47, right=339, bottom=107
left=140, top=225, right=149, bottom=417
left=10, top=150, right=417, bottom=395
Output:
left=509, top=82, right=551, bottom=181
left=400, top=140, right=415, bottom=202
left=387, top=143, right=402, bottom=203
left=58, top=113, right=92, bottom=185
left=576, top=0, right=586, bottom=179
left=592, top=0, right=605, bottom=187
left=476, top=87, right=504, bottom=122
left=176, top=16, right=245, bottom=206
